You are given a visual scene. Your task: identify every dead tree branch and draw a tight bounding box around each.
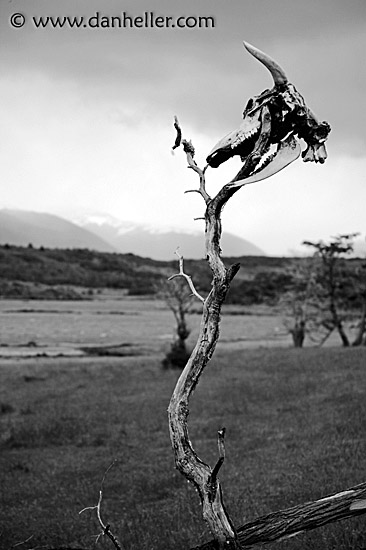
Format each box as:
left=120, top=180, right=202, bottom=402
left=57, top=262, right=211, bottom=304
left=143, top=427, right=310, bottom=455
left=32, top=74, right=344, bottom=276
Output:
left=173, top=117, right=211, bottom=204
left=192, top=481, right=366, bottom=549
left=168, top=121, right=244, bottom=549
left=79, top=461, right=122, bottom=550
left=207, top=429, right=226, bottom=499
left=168, top=249, right=205, bottom=303
left=172, top=115, right=182, bottom=150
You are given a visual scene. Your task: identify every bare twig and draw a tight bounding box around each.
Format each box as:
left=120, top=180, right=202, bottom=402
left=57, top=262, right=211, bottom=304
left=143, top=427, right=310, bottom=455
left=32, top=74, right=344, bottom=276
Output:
left=211, top=428, right=226, bottom=483
left=172, top=115, right=182, bottom=150
left=207, top=429, right=226, bottom=501
left=79, top=461, right=122, bottom=550
left=8, top=535, right=34, bottom=549
left=168, top=249, right=205, bottom=303
left=184, top=159, right=211, bottom=204
left=173, top=118, right=211, bottom=204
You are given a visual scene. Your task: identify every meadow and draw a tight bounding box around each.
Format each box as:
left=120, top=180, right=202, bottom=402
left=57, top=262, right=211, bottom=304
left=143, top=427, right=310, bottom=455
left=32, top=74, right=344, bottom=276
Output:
left=0, top=296, right=365, bottom=549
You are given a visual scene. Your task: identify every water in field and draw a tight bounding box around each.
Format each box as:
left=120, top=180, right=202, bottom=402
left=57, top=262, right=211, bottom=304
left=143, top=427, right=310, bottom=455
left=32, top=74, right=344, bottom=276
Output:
left=0, top=295, right=169, bottom=354
left=0, top=292, right=349, bottom=357
left=0, top=292, right=294, bottom=357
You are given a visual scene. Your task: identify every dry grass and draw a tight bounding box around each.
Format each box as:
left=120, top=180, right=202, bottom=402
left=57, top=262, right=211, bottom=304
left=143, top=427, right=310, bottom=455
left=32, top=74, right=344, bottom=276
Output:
left=1, top=345, right=366, bottom=550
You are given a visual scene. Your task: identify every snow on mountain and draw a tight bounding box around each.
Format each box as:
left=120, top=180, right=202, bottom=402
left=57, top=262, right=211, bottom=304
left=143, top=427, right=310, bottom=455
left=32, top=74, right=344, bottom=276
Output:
left=75, top=214, right=266, bottom=260
left=0, top=209, right=266, bottom=260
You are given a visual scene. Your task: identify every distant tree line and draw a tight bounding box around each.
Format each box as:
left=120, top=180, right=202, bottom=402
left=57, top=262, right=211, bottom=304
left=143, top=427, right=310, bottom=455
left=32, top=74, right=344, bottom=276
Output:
left=0, top=245, right=165, bottom=297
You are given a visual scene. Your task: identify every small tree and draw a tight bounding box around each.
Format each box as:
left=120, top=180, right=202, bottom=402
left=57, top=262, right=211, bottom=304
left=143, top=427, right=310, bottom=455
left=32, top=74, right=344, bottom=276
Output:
left=279, top=258, right=318, bottom=347
left=158, top=258, right=198, bottom=368
left=279, top=256, right=345, bottom=348
left=303, top=234, right=358, bottom=347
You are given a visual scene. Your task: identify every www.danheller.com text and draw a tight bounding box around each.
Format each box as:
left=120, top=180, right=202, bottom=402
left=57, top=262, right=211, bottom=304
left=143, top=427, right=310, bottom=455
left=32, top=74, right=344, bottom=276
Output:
left=10, top=11, right=216, bottom=30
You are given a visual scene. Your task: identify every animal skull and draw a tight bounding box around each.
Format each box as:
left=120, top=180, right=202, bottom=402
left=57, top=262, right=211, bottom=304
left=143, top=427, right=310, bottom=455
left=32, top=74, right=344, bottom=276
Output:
left=206, top=42, right=331, bottom=186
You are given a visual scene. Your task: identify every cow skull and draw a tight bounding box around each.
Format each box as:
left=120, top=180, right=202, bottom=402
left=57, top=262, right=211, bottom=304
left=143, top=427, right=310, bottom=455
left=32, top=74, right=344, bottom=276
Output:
left=206, top=42, right=331, bottom=186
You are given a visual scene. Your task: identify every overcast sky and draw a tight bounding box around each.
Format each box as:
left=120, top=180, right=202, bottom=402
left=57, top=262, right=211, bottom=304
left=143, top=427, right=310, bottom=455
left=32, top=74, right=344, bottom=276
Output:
left=1, top=0, right=365, bottom=255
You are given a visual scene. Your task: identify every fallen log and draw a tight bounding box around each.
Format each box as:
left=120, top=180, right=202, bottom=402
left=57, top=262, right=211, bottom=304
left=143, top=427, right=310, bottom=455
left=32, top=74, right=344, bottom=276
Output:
left=191, top=481, right=366, bottom=549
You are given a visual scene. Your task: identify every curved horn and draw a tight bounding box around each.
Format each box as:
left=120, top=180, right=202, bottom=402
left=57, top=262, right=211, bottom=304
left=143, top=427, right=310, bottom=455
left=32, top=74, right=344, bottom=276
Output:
left=244, top=41, right=288, bottom=86
left=307, top=107, right=319, bottom=123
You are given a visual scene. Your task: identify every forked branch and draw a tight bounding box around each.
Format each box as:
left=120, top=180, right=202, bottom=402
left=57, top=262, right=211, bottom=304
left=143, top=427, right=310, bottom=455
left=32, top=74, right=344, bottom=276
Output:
left=168, top=249, right=205, bottom=303
left=79, top=461, right=123, bottom=550
left=168, top=121, right=245, bottom=549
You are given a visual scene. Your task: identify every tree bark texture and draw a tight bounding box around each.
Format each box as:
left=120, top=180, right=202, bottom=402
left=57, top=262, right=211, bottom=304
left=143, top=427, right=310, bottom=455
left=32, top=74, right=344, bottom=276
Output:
left=191, top=481, right=366, bottom=549
left=352, top=298, right=366, bottom=346
left=168, top=176, right=242, bottom=547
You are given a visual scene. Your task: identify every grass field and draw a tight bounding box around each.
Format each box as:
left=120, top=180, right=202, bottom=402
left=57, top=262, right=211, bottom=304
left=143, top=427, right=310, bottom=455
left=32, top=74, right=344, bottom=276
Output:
left=1, top=297, right=365, bottom=549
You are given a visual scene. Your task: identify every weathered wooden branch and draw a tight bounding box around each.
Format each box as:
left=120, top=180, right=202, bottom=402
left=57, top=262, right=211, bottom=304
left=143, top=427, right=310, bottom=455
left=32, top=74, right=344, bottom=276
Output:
left=192, top=481, right=366, bottom=549
left=168, top=124, right=245, bottom=549
left=168, top=249, right=205, bottom=303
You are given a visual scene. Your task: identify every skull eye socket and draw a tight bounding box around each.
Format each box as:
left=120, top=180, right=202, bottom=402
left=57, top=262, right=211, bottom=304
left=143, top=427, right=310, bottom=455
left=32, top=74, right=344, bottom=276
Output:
left=244, top=98, right=254, bottom=112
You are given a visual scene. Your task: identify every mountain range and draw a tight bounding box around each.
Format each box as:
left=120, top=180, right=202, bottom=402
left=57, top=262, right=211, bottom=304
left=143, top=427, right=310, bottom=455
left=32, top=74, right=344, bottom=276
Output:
left=0, top=209, right=265, bottom=260
left=0, top=209, right=115, bottom=252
